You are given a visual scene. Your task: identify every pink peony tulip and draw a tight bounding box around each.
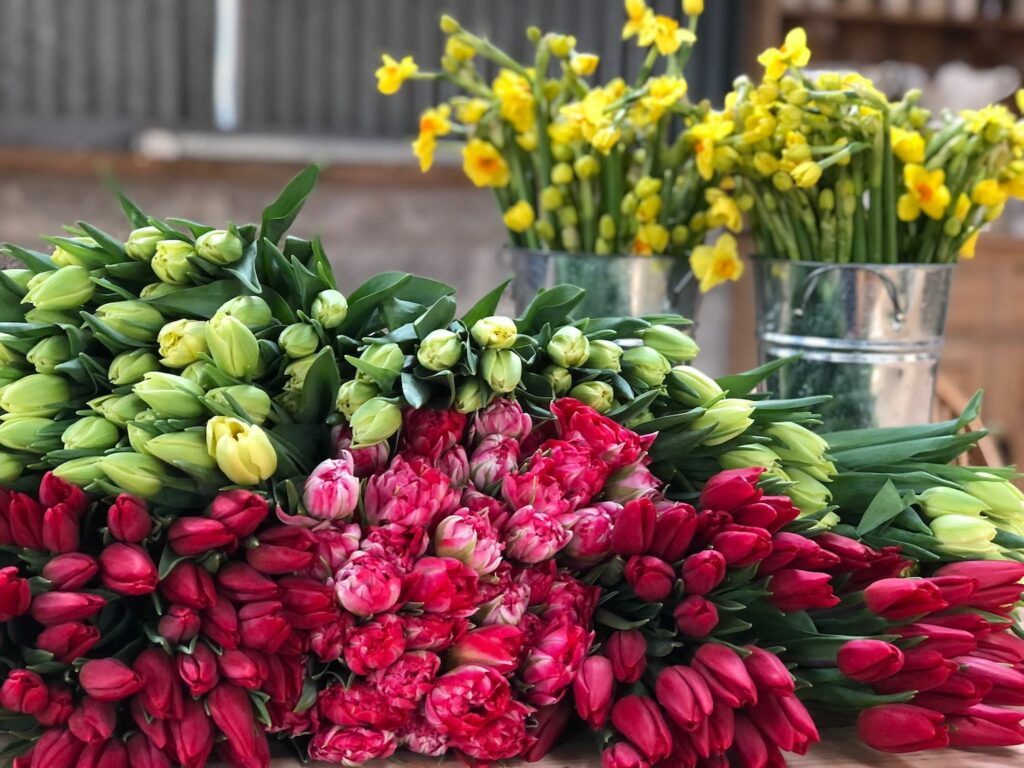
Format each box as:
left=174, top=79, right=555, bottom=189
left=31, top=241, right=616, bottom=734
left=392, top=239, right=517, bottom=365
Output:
left=504, top=505, right=571, bottom=564
left=334, top=551, right=403, bottom=617
left=303, top=455, right=360, bottom=522
left=434, top=510, right=503, bottom=575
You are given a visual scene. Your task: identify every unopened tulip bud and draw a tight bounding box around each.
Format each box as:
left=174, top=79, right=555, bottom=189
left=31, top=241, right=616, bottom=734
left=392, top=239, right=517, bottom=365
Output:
left=964, top=474, right=1024, bottom=521
left=79, top=659, right=144, bottom=702
left=195, top=229, right=243, bottom=265
left=570, top=381, right=614, bottom=413
left=62, top=417, right=119, bottom=450
left=133, top=372, right=205, bottom=419
left=108, top=350, right=160, bottom=386
left=144, top=431, right=218, bottom=476
left=930, top=514, right=998, bottom=556
left=206, top=314, right=260, bottom=379
left=719, top=444, right=780, bottom=472
left=0, top=454, right=25, bottom=484
left=279, top=323, right=319, bottom=359
left=217, top=295, right=273, bottom=330
left=303, top=457, right=359, bottom=521
left=918, top=486, right=990, bottom=519
left=139, top=281, right=176, bottom=299
left=100, top=543, right=158, bottom=596
left=358, top=343, right=404, bottom=381
left=26, top=336, right=72, bottom=374
left=206, top=385, right=271, bottom=425
left=100, top=452, right=165, bottom=498
left=470, top=316, right=518, bottom=349
left=768, top=422, right=830, bottom=464
left=786, top=467, right=832, bottom=514
left=205, top=416, right=277, bottom=485
left=454, top=378, right=488, bottom=414
left=0, top=417, right=59, bottom=453
left=691, top=397, right=754, bottom=446
left=94, top=301, right=164, bottom=342
left=52, top=456, right=106, bottom=487
left=481, top=349, right=522, bottom=393
left=24, top=265, right=95, bottom=310
left=156, top=319, right=208, bottom=368
left=668, top=365, right=723, bottom=406
left=151, top=240, right=197, bottom=285
left=547, top=326, right=590, bottom=368
left=0, top=373, right=70, bottom=417
left=283, top=354, right=315, bottom=392
left=335, top=380, right=377, bottom=419
left=417, top=329, right=462, bottom=371
left=642, top=325, right=699, bottom=364
left=124, top=226, right=164, bottom=261
left=542, top=364, right=573, bottom=395
left=622, top=346, right=671, bottom=387
left=607, top=630, right=647, bottom=684
left=350, top=397, right=402, bottom=446
left=587, top=340, right=623, bottom=372
left=311, top=289, right=348, bottom=328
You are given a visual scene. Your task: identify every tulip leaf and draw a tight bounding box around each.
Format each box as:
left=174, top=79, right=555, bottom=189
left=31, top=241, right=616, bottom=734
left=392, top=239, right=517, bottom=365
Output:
left=630, top=406, right=703, bottom=435
left=461, top=279, right=511, bottom=327
left=594, top=608, right=649, bottom=630
left=76, top=221, right=127, bottom=260
left=118, top=191, right=150, bottom=229
left=855, top=480, right=905, bottom=535
left=295, top=347, right=341, bottom=423
left=0, top=288, right=24, bottom=321
left=261, top=164, right=320, bottom=246
left=222, top=240, right=261, bottom=294
left=43, top=236, right=117, bottom=269
left=413, top=296, right=458, bottom=339
left=401, top=372, right=434, bottom=410
left=394, top=275, right=456, bottom=307
left=715, top=357, right=796, bottom=397
left=167, top=218, right=216, bottom=238
left=309, top=237, right=336, bottom=290
left=344, top=356, right=399, bottom=392
left=288, top=253, right=330, bottom=309
left=340, top=273, right=412, bottom=336
left=516, top=284, right=586, bottom=334
left=3, top=243, right=56, bottom=274
left=142, top=279, right=253, bottom=319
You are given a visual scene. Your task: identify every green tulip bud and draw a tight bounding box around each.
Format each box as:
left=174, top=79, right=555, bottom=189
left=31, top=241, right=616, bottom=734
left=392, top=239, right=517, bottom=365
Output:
left=126, top=415, right=159, bottom=454
left=89, top=394, right=147, bottom=427
left=569, top=381, right=614, bottom=413
left=279, top=323, right=320, bottom=359
left=206, top=385, right=272, bottom=425
left=139, top=282, right=178, bottom=299
left=283, top=355, right=317, bottom=393
left=195, top=229, right=244, bottom=265
left=470, top=316, right=518, bottom=350
left=0, top=417, right=61, bottom=453
left=95, top=301, right=165, bottom=343
left=0, top=453, right=25, bottom=484
left=62, top=416, right=120, bottom=450
left=206, top=313, right=260, bottom=379
left=311, top=290, right=348, bottom=329
left=26, top=336, right=72, bottom=374
left=109, top=350, right=161, bottom=386
left=481, top=349, right=522, bottom=394
left=336, top=380, right=379, bottom=419
left=622, top=346, right=671, bottom=387
left=690, top=397, right=754, bottom=446
left=786, top=466, right=832, bottom=515
left=667, top=366, right=723, bottom=407
left=0, top=373, right=71, bottom=417
left=217, top=296, right=274, bottom=330
left=124, top=226, right=164, bottom=261
left=0, top=337, right=24, bottom=367
left=930, top=514, right=998, bottom=556
left=964, top=474, right=1024, bottom=521
left=181, top=361, right=221, bottom=388
left=917, top=487, right=990, bottom=519
left=358, top=343, right=405, bottom=381
left=1, top=269, right=32, bottom=296
left=547, top=326, right=590, bottom=368
left=417, top=329, right=462, bottom=372
left=52, top=455, right=106, bottom=487
left=133, top=372, right=206, bottom=419
left=454, top=378, right=488, bottom=414
left=155, top=319, right=208, bottom=369
left=767, top=421, right=832, bottom=469
left=152, top=240, right=198, bottom=285
left=24, top=265, right=95, bottom=310
left=586, top=340, right=623, bottom=372
left=350, top=397, right=402, bottom=446
left=541, top=364, right=573, bottom=396
left=50, top=237, right=97, bottom=267
left=719, top=444, right=781, bottom=471
left=144, top=431, right=218, bottom=475
left=641, top=325, right=699, bottom=364
left=25, top=308, right=79, bottom=325
left=100, top=452, right=165, bottom=498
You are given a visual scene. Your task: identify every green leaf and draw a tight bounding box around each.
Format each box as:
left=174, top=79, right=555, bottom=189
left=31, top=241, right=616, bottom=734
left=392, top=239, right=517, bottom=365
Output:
left=716, top=357, right=797, bottom=397
left=339, top=273, right=412, bottom=336
left=42, top=236, right=115, bottom=269
left=414, top=296, right=458, bottom=339
left=3, top=244, right=56, bottom=274
left=118, top=192, right=150, bottom=229
left=75, top=221, right=127, bottom=260
left=296, top=347, right=341, bottom=423
left=461, top=280, right=511, bottom=327
left=517, top=284, right=586, bottom=334
left=260, top=165, right=320, bottom=246
left=142, top=280, right=253, bottom=318
left=345, top=355, right=400, bottom=392
left=167, top=218, right=216, bottom=238
left=856, top=480, right=906, bottom=535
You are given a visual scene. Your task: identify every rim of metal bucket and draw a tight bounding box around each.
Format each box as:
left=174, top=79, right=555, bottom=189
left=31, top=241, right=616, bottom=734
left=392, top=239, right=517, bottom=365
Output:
left=756, top=258, right=958, bottom=273
left=505, top=246, right=684, bottom=264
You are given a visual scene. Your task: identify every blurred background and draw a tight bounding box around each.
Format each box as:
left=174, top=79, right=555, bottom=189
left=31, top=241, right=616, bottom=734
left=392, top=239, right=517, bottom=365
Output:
left=0, top=0, right=1021, bottom=462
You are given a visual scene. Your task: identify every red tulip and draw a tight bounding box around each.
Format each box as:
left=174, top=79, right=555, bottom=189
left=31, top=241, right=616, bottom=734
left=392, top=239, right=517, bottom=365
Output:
left=209, top=489, right=269, bottom=537
left=207, top=683, right=261, bottom=764
left=42, top=503, right=79, bottom=553
left=674, top=595, right=718, bottom=638
left=36, top=683, right=73, bottom=727
left=8, top=492, right=44, bottom=549
left=611, top=498, right=656, bottom=557
left=159, top=561, right=216, bottom=609
left=177, top=644, right=219, bottom=697
left=78, top=739, right=129, bottom=768
left=748, top=693, right=820, bottom=754
left=29, top=728, right=84, bottom=768
left=699, top=467, right=763, bottom=512
left=215, top=562, right=280, bottom=603
left=0, top=566, right=30, bottom=620
left=655, top=665, right=713, bottom=732
left=217, top=648, right=267, bottom=690
left=278, top=576, right=337, bottom=629
left=648, top=502, right=697, bottom=561
left=201, top=595, right=240, bottom=650
left=743, top=646, right=796, bottom=696
left=857, top=704, right=949, bottom=753
left=41, top=554, right=98, bottom=591
left=79, top=659, right=144, bottom=701
left=449, top=625, right=526, bottom=675
left=107, top=495, right=151, bottom=543
left=238, top=600, right=292, bottom=653
left=128, top=698, right=169, bottom=750
left=837, top=639, right=905, bottom=683
left=246, top=525, right=317, bottom=575
left=680, top=550, right=726, bottom=595
left=1, top=670, right=49, bottom=714
left=601, top=743, right=650, bottom=768
left=912, top=673, right=989, bottom=714
left=692, top=643, right=758, bottom=708
left=958, top=656, right=1024, bottom=705
left=31, top=592, right=105, bottom=625
left=99, top=543, right=157, bottom=596
left=573, top=655, right=614, bottom=729
left=68, top=698, right=117, bottom=743
left=157, top=604, right=201, bottom=644
left=606, top=630, right=647, bottom=684
left=523, top=700, right=572, bottom=762
left=871, top=650, right=956, bottom=695
left=707, top=699, right=736, bottom=754
left=710, top=525, right=772, bottom=567
left=625, top=556, right=676, bottom=602
left=733, top=494, right=797, bottom=533
left=947, top=714, right=1024, bottom=747
left=169, top=698, right=215, bottom=768
left=768, top=569, right=839, bottom=613
left=133, top=648, right=182, bottom=720
left=610, top=695, right=673, bottom=763
left=863, top=578, right=948, bottom=621
left=894, top=623, right=976, bottom=657
left=733, top=712, right=770, bottom=768
left=935, top=560, right=1024, bottom=590
left=39, top=472, right=88, bottom=514
left=167, top=517, right=236, bottom=556
left=125, top=733, right=171, bottom=768
left=36, top=622, right=101, bottom=663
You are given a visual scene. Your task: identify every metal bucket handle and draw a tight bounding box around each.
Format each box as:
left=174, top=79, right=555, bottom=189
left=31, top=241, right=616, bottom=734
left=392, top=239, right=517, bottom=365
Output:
left=795, top=264, right=906, bottom=325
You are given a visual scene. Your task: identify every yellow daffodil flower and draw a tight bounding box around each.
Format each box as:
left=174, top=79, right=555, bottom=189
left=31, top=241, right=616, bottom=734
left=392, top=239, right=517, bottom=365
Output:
left=493, top=69, right=535, bottom=134
left=689, top=114, right=736, bottom=180
left=591, top=124, right=622, bottom=155
left=962, top=104, right=1014, bottom=136
left=623, top=0, right=653, bottom=40
left=897, top=164, right=951, bottom=221
left=690, top=233, right=744, bottom=292
left=549, top=35, right=577, bottom=59
left=636, top=195, right=662, bottom=224
left=972, top=179, right=1009, bottom=208
left=790, top=160, right=823, bottom=188
left=455, top=98, right=490, bottom=125
left=462, top=139, right=510, bottom=188
left=960, top=230, right=980, bottom=259
left=953, top=193, right=971, bottom=222
left=639, top=14, right=694, bottom=56
left=571, top=54, right=600, bottom=77
left=739, top=108, right=776, bottom=144
left=633, top=223, right=670, bottom=255
left=503, top=201, right=536, bottom=233
left=753, top=152, right=779, bottom=177
left=757, top=28, right=811, bottom=82
left=891, top=127, right=925, bottom=164
left=376, top=54, right=418, bottom=95
left=411, top=105, right=452, bottom=172
left=638, top=76, right=688, bottom=123
left=548, top=120, right=581, bottom=146
left=445, top=36, right=476, bottom=62
left=705, top=189, right=743, bottom=232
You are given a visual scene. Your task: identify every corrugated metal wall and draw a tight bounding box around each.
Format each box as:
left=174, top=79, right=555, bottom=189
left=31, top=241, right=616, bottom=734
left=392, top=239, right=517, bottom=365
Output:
left=0, top=0, right=743, bottom=146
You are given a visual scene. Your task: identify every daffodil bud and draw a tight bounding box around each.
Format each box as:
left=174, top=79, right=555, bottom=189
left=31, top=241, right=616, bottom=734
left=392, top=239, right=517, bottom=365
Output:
left=206, top=314, right=260, bottom=379
left=195, top=229, right=244, bottom=265
left=349, top=397, right=402, bottom=446
left=62, top=416, right=120, bottom=450
left=108, top=350, right=161, bottom=386
left=719, top=444, right=780, bottom=471
left=691, top=397, right=754, bottom=446
left=336, top=380, right=379, bottom=419
left=540, top=187, right=563, bottom=211
left=930, top=514, right=998, bottom=556
left=417, top=329, right=462, bottom=372
left=100, top=452, right=165, bottom=498
left=547, top=326, right=590, bottom=368
left=599, top=214, right=617, bottom=241
left=88, top=394, right=147, bottom=427
left=0, top=373, right=70, bottom=417
left=25, top=265, right=95, bottom=311
left=158, top=319, right=209, bottom=368
left=206, top=385, right=272, bottom=425
left=574, top=155, right=600, bottom=179
left=206, top=416, right=277, bottom=485
left=586, top=340, right=623, bottom=372
left=217, top=296, right=274, bottom=330
left=152, top=240, right=198, bottom=285
left=541, top=365, right=573, bottom=396
left=279, top=323, right=320, bottom=359
left=95, top=301, right=165, bottom=343
left=569, top=381, right=614, bottom=413
left=786, top=467, right=832, bottom=515
left=133, top=372, right=206, bottom=419
left=358, top=343, right=405, bottom=381
left=964, top=474, right=1024, bottom=520
left=667, top=366, right=723, bottom=407
left=0, top=417, right=60, bottom=454
left=622, top=346, right=671, bottom=387
left=642, top=325, right=699, bottom=364
left=552, top=163, right=574, bottom=185
left=917, top=487, right=990, bottom=519
left=481, top=349, right=522, bottom=394
left=311, top=289, right=348, bottom=329
left=145, top=431, right=219, bottom=475
left=635, top=176, right=662, bottom=199
left=0, top=453, right=25, bottom=484
left=52, top=455, right=106, bottom=487
left=470, top=316, right=517, bottom=350
left=124, top=226, right=164, bottom=261
left=454, top=378, right=488, bottom=414
left=26, top=336, right=72, bottom=374
left=439, top=13, right=460, bottom=33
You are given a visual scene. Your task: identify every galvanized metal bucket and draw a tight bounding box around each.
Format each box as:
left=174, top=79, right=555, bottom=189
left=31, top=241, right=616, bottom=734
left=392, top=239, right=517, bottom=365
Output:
left=509, top=249, right=701, bottom=323
left=754, top=259, right=957, bottom=430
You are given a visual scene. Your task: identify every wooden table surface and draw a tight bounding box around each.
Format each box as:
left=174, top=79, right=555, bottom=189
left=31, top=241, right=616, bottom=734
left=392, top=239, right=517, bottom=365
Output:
left=265, top=730, right=1024, bottom=767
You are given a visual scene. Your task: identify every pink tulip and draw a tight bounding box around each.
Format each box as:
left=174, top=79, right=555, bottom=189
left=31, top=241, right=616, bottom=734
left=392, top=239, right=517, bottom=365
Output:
left=504, top=505, right=571, bottom=564
left=563, top=504, right=617, bottom=565
left=469, top=434, right=520, bottom=490
left=434, top=510, right=503, bottom=575
left=450, top=625, right=526, bottom=675
left=574, top=655, right=614, bottom=729
left=303, top=455, right=360, bottom=522
left=471, top=398, right=532, bottom=444
left=364, top=455, right=457, bottom=528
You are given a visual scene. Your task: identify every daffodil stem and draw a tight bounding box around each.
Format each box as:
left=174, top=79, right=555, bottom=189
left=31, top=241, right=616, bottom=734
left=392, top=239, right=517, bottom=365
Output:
left=633, top=48, right=659, bottom=90
left=882, top=112, right=898, bottom=263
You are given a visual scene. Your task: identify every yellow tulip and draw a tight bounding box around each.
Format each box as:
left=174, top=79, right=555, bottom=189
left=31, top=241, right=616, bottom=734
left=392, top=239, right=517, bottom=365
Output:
left=375, top=54, right=418, bottom=95
left=205, top=416, right=277, bottom=486
left=690, top=233, right=744, bottom=292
